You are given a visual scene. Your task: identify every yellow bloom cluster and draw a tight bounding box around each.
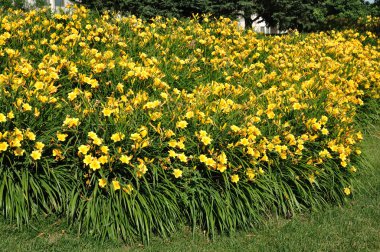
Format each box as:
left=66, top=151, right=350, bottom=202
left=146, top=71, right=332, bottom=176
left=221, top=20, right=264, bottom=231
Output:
left=0, top=6, right=378, bottom=193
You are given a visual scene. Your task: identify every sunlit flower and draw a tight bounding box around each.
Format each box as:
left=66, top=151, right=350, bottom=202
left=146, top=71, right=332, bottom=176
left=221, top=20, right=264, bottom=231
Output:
left=83, top=155, right=93, bottom=166
left=130, top=133, right=141, bottom=141
left=218, top=152, right=227, bottom=164
left=231, top=174, right=239, bottom=183
left=173, top=169, right=183, bottom=178
left=176, top=120, right=188, bottom=129
left=89, top=158, right=101, bottom=170
left=30, top=150, right=42, bottom=160
left=35, top=142, right=45, bottom=150
left=177, top=152, right=188, bottom=163
left=111, top=132, right=125, bottom=142
left=343, top=187, right=351, bottom=195
left=200, top=135, right=212, bottom=145
left=7, top=111, right=14, bottom=119
left=246, top=168, right=255, bottom=181
left=22, top=103, right=32, bottom=111
left=78, top=145, right=90, bottom=155
left=25, top=131, right=36, bottom=141
left=321, top=128, right=329, bottom=135
left=34, top=81, right=44, bottom=90
left=93, top=137, right=103, bottom=146
left=112, top=180, right=121, bottom=190
left=136, top=161, right=148, bottom=178
left=292, top=102, right=301, bottom=110
left=0, top=113, right=6, bottom=123
left=98, top=155, right=108, bottom=164
left=165, top=130, right=175, bottom=138
left=239, top=138, right=249, bottom=146
left=102, top=107, right=113, bottom=117
left=63, top=116, right=80, bottom=128
left=0, top=142, right=8, bottom=152
left=199, top=154, right=208, bottom=163
left=185, top=111, right=194, bottom=119
left=98, top=178, right=107, bottom=188
left=205, top=157, right=216, bottom=167
left=100, top=146, right=109, bottom=154
left=57, top=132, right=68, bottom=141
left=266, top=111, right=275, bottom=119
left=230, top=125, right=240, bottom=132
left=120, top=154, right=132, bottom=164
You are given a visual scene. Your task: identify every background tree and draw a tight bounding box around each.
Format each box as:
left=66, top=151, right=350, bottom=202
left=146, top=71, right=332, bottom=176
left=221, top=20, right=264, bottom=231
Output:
left=68, top=0, right=374, bottom=32
left=321, top=0, right=372, bottom=30
left=0, top=0, right=47, bottom=10
left=207, top=1, right=259, bottom=28
left=254, top=0, right=372, bottom=32
left=69, top=0, right=257, bottom=22
left=372, top=0, right=380, bottom=16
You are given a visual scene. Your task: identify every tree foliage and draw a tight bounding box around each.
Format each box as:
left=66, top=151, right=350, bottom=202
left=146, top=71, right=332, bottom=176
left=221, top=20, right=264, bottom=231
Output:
left=68, top=0, right=257, bottom=21
left=3, top=0, right=377, bottom=32
left=251, top=0, right=374, bottom=32
left=68, top=0, right=376, bottom=32
left=0, top=0, right=47, bottom=10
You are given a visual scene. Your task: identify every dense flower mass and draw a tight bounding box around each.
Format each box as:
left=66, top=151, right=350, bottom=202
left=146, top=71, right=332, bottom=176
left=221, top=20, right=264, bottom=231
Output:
left=0, top=5, right=379, bottom=242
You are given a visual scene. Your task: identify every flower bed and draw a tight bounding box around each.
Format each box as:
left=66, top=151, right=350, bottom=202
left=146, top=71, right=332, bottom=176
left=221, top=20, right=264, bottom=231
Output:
left=0, top=5, right=379, bottom=243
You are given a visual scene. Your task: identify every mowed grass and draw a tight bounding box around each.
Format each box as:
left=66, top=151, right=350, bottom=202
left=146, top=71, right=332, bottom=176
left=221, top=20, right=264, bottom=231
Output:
left=1, top=122, right=379, bottom=252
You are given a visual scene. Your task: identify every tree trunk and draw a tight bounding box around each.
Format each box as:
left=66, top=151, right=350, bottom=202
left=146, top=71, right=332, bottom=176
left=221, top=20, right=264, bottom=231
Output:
left=244, top=14, right=252, bottom=29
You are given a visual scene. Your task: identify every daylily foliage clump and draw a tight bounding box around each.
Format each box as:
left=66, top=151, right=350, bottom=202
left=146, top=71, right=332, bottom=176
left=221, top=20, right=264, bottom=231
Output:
left=0, top=5, right=379, bottom=243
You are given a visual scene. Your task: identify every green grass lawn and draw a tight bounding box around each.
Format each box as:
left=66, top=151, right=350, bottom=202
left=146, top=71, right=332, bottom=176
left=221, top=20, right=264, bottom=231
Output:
left=1, top=122, right=379, bottom=252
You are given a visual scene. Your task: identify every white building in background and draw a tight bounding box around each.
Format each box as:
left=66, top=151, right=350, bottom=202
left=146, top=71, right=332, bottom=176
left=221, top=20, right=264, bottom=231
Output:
left=25, top=0, right=70, bottom=10
left=49, top=0, right=70, bottom=9
left=238, top=14, right=281, bottom=34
